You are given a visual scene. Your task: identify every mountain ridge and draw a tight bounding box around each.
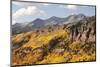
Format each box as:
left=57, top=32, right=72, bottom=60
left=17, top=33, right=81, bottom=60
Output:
left=12, top=14, right=94, bottom=34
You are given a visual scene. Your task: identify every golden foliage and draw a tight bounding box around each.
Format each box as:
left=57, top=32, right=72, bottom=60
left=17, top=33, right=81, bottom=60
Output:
left=12, top=28, right=96, bottom=66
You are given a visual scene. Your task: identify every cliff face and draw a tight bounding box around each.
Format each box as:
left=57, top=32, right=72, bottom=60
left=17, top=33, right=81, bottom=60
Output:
left=65, top=16, right=96, bottom=43
left=12, top=16, right=96, bottom=66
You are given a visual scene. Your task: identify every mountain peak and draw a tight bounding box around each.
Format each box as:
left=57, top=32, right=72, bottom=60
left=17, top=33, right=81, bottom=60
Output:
left=69, top=14, right=85, bottom=17
left=48, top=16, right=61, bottom=20
left=34, top=18, right=44, bottom=21
left=51, top=16, right=59, bottom=18
left=77, top=14, right=86, bottom=18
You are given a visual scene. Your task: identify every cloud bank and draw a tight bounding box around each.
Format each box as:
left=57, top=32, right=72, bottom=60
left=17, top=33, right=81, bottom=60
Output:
left=13, top=6, right=46, bottom=19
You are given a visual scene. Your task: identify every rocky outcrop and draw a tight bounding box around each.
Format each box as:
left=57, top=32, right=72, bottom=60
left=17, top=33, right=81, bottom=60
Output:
left=64, top=16, right=96, bottom=43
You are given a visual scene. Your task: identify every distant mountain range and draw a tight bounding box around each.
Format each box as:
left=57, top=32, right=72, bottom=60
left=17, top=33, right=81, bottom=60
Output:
left=12, top=14, right=92, bottom=34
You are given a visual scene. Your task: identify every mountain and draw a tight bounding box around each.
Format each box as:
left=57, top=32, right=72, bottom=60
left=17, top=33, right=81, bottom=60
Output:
left=30, top=18, right=45, bottom=27
left=45, top=16, right=64, bottom=25
left=63, top=14, right=87, bottom=24
left=12, top=16, right=96, bottom=66
left=12, top=14, right=87, bottom=34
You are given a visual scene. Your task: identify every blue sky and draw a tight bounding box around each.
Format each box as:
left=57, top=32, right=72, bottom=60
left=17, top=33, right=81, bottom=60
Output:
left=12, top=1, right=95, bottom=24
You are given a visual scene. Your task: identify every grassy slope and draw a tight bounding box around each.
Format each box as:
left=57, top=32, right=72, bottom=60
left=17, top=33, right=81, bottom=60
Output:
left=12, top=26, right=96, bottom=66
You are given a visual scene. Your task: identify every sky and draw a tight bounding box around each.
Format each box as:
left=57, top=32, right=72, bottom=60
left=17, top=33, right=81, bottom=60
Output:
left=12, top=1, right=96, bottom=24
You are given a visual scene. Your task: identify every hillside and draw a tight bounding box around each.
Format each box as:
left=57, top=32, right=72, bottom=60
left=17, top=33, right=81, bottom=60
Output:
left=12, top=16, right=96, bottom=66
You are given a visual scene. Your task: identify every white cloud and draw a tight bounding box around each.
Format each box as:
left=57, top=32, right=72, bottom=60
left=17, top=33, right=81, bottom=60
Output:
left=13, top=6, right=46, bottom=19
left=13, top=8, right=26, bottom=18
left=12, top=1, right=34, bottom=7
left=67, top=5, right=77, bottom=9
left=60, top=5, right=77, bottom=10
